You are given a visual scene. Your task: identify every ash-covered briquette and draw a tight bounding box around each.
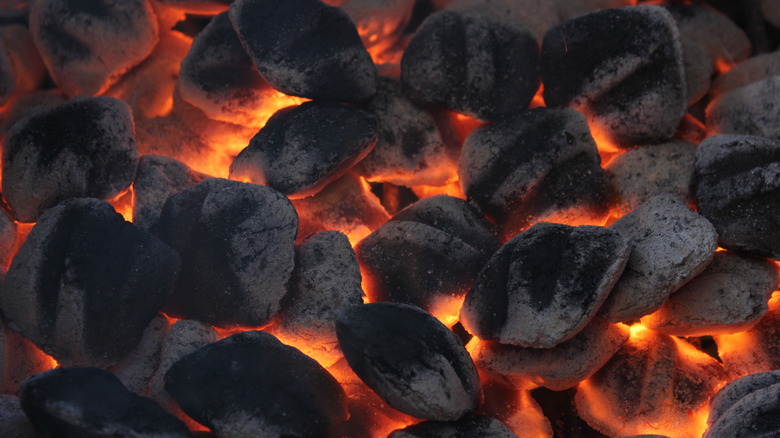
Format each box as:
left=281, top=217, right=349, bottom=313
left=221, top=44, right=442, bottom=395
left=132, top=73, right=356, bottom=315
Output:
left=643, top=251, right=780, bottom=336
left=355, top=77, right=457, bottom=187
left=706, top=76, right=780, bottom=140
left=165, top=330, right=348, bottom=437
left=20, top=367, right=190, bottom=437
left=401, top=9, right=539, bottom=122
left=133, top=155, right=208, bottom=231
left=460, top=223, right=629, bottom=348
left=156, top=178, right=297, bottom=328
left=605, top=140, right=697, bottom=217
left=2, top=96, right=139, bottom=223
left=178, top=12, right=275, bottom=127
left=0, top=26, right=45, bottom=107
left=388, top=414, right=517, bottom=438
left=274, top=231, right=364, bottom=366
left=157, top=0, right=232, bottom=14
left=695, top=134, right=780, bottom=259
left=541, top=5, right=687, bottom=146
left=599, top=194, right=718, bottom=322
left=0, top=395, right=40, bottom=438
left=230, top=101, right=378, bottom=198
left=28, top=0, right=159, bottom=97
left=109, top=316, right=168, bottom=395
left=705, top=371, right=780, bottom=438
left=472, top=319, right=629, bottom=391
left=229, top=0, right=377, bottom=102
left=356, top=195, right=500, bottom=311
left=458, top=107, right=608, bottom=236
left=0, top=199, right=180, bottom=367
left=336, top=302, right=481, bottom=421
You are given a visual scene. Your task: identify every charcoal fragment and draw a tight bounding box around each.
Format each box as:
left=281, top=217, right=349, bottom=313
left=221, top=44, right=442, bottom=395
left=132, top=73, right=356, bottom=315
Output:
left=461, top=223, right=629, bottom=348
left=3, top=97, right=139, bottom=222
left=707, top=77, right=780, bottom=140
left=0, top=395, right=40, bottom=438
left=229, top=0, right=377, bottom=102
left=541, top=5, right=686, bottom=146
left=356, top=195, right=500, bottom=312
left=21, top=367, right=189, bottom=437
left=336, top=302, right=481, bottom=421
left=401, top=9, right=539, bottom=121
left=695, top=134, right=780, bottom=259
left=156, top=178, right=297, bottom=328
left=29, top=0, right=159, bottom=96
left=705, top=372, right=780, bottom=438
left=0, top=199, right=180, bottom=367
left=389, top=414, right=516, bottom=437
left=165, top=330, right=347, bottom=437
left=230, top=101, right=378, bottom=198
left=600, top=195, right=718, bottom=322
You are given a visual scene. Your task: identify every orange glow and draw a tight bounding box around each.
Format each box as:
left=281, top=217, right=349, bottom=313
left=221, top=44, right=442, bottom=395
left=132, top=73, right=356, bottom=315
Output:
left=427, top=294, right=465, bottom=328
left=587, top=119, right=625, bottom=163
left=503, top=390, right=554, bottom=438
left=529, top=85, right=545, bottom=109
left=715, top=57, right=735, bottom=75
left=108, top=187, right=135, bottom=222
left=410, top=180, right=465, bottom=200
left=28, top=340, right=59, bottom=371
left=357, top=20, right=405, bottom=66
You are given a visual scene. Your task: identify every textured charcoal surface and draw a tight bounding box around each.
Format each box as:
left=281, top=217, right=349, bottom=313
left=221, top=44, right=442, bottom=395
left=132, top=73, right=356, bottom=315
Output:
left=707, top=76, right=780, bottom=140
left=695, top=134, right=780, bottom=259
left=705, top=377, right=780, bottom=438
left=336, top=302, right=481, bottom=421
left=229, top=0, right=377, bottom=102
left=178, top=12, right=275, bottom=126
left=0, top=90, right=67, bottom=139
left=0, top=25, right=45, bottom=107
left=712, top=51, right=780, bottom=96
left=0, top=198, right=180, bottom=367
left=445, top=0, right=559, bottom=41
left=355, top=77, right=457, bottom=187
left=0, top=395, right=41, bottom=438
left=680, top=38, right=712, bottom=105
left=600, top=194, right=718, bottom=322
left=28, top=0, right=159, bottom=96
left=165, top=330, right=347, bottom=437
left=357, top=195, right=499, bottom=311
left=20, top=367, right=190, bottom=436
left=708, top=371, right=780, bottom=428
left=230, top=101, right=378, bottom=198
left=401, top=9, right=538, bottom=121
left=605, top=140, right=697, bottom=217
left=156, top=178, right=297, bottom=328
left=460, top=223, right=630, bottom=348
left=715, top=300, right=780, bottom=378
left=541, top=5, right=686, bottom=146
left=643, top=251, right=779, bottom=336
left=472, top=319, right=629, bottom=391
left=3, top=97, right=139, bottom=222
left=274, top=231, right=364, bottom=366
left=459, top=107, right=609, bottom=235
left=133, top=154, right=207, bottom=231
left=388, top=414, right=517, bottom=437
left=109, top=316, right=168, bottom=395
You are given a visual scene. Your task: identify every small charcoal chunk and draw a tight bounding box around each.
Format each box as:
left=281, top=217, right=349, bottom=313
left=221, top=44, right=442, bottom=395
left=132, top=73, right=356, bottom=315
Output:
left=229, top=0, right=377, bottom=102
left=0, top=395, right=40, bottom=438
left=705, top=372, right=780, bottom=438
left=401, top=9, right=539, bottom=121
left=541, top=5, right=686, bottom=146
left=356, top=195, right=500, bottom=312
left=336, top=303, right=481, bottom=421
left=695, top=134, right=780, bottom=259
left=178, top=12, right=276, bottom=126
left=707, top=76, right=780, bottom=140
left=133, top=155, right=207, bottom=231
left=274, top=231, right=364, bottom=366
left=643, top=251, right=779, bottom=336
left=21, top=367, right=189, bottom=437
left=600, top=195, right=718, bottom=322
left=29, top=0, right=159, bottom=96
left=355, top=77, right=457, bottom=187
left=156, top=178, right=297, bottom=327
left=459, top=107, right=608, bottom=236
left=3, top=97, right=139, bottom=222
left=0, top=199, right=179, bottom=367
left=165, top=330, right=347, bottom=437
left=389, top=414, right=517, bottom=438
left=461, top=223, right=629, bottom=348
left=472, top=319, right=629, bottom=390
left=230, top=101, right=378, bottom=198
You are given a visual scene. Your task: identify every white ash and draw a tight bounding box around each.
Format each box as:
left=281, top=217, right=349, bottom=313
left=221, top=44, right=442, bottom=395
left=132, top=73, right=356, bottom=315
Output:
left=110, top=316, right=169, bottom=396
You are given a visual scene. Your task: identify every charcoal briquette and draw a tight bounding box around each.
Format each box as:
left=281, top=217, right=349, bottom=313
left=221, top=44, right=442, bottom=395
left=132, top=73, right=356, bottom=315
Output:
left=229, top=0, right=377, bottom=102
left=695, top=134, right=780, bottom=259
left=3, top=96, right=139, bottom=222
left=708, top=370, right=780, bottom=428
left=705, top=372, right=780, bottom=438
left=445, top=0, right=558, bottom=41
left=165, top=330, right=348, bottom=437
left=401, top=9, right=539, bottom=121
left=230, top=101, right=378, bottom=198
left=0, top=198, right=180, bottom=367
left=155, top=178, right=297, bottom=328
left=707, top=76, right=780, bottom=140
left=0, top=395, right=40, bottom=438
left=388, top=414, right=517, bottom=438
left=336, top=302, right=481, bottom=421
left=20, top=367, right=189, bottom=437
left=109, top=316, right=169, bottom=395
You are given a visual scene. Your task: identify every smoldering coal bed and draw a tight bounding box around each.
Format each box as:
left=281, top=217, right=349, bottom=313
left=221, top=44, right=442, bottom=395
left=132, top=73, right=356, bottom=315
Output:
left=1, top=0, right=780, bottom=437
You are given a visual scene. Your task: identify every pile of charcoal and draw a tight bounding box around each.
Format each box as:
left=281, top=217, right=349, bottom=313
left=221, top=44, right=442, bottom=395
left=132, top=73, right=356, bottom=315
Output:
left=1, top=0, right=780, bottom=437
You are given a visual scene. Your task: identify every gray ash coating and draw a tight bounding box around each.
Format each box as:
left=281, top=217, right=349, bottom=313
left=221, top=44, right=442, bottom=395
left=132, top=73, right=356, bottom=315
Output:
left=705, top=371, right=780, bottom=438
